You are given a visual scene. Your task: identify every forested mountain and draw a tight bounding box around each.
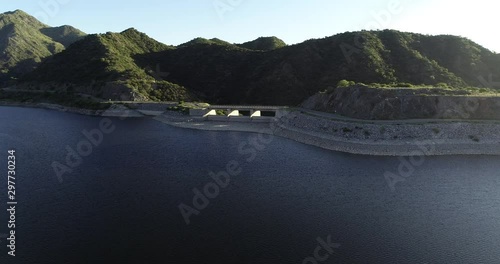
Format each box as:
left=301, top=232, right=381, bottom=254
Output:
left=0, top=10, right=85, bottom=86
left=23, top=28, right=193, bottom=101
left=237, top=36, right=287, bottom=51
left=3, top=10, right=499, bottom=105
left=137, top=30, right=499, bottom=104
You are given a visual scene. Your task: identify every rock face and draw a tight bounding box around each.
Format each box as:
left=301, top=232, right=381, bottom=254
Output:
left=301, top=85, right=500, bottom=120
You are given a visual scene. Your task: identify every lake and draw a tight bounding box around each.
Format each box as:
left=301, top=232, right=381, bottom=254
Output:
left=0, top=106, right=499, bottom=263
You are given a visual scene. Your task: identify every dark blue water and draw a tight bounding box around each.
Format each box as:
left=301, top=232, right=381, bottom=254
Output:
left=0, top=106, right=499, bottom=264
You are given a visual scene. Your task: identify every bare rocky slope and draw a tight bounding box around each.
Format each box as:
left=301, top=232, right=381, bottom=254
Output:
left=302, top=85, right=500, bottom=120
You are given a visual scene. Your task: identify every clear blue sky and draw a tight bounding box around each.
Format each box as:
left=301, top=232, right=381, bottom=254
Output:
left=2, top=0, right=498, bottom=52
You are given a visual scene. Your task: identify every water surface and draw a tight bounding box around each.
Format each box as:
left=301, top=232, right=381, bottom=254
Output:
left=0, top=106, right=499, bottom=263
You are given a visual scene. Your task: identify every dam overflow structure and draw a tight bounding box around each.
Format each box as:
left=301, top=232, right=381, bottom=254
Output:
left=189, top=105, right=289, bottom=122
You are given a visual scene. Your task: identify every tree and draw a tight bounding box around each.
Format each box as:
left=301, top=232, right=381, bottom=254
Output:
left=337, top=80, right=355, bottom=87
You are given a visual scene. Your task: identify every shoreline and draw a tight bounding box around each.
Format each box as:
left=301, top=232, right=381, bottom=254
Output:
left=2, top=102, right=500, bottom=156
left=0, top=101, right=106, bottom=116
left=0, top=101, right=147, bottom=117
left=154, top=111, right=500, bottom=156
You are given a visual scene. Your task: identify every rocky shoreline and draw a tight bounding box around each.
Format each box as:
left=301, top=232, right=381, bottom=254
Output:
left=272, top=110, right=500, bottom=156
left=156, top=110, right=500, bottom=156
left=3, top=102, right=500, bottom=156
left=0, top=101, right=106, bottom=116
left=151, top=110, right=500, bottom=156
left=0, top=101, right=149, bottom=117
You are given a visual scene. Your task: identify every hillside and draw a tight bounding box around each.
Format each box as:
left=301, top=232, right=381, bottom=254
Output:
left=237, top=37, right=287, bottom=51
left=39, top=25, right=86, bottom=47
left=4, top=10, right=499, bottom=105
left=23, top=28, right=193, bottom=101
left=302, top=84, right=500, bottom=120
left=177, top=37, right=237, bottom=48
left=135, top=30, right=500, bottom=105
left=0, top=10, right=86, bottom=86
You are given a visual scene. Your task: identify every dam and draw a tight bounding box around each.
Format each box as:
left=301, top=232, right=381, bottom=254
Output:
left=189, top=105, right=289, bottom=122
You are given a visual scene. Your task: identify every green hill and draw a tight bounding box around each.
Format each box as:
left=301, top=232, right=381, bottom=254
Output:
left=6, top=11, right=499, bottom=105
left=178, top=37, right=237, bottom=48
left=0, top=10, right=86, bottom=85
left=23, top=28, right=193, bottom=101
left=39, top=25, right=86, bottom=47
left=136, top=30, right=499, bottom=105
left=136, top=41, right=261, bottom=102
left=237, top=36, right=287, bottom=51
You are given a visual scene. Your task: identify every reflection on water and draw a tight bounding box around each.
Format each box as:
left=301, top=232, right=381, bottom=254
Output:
left=0, top=106, right=500, bottom=264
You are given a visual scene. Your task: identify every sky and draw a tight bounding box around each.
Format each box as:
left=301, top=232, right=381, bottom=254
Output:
left=1, top=0, right=499, bottom=52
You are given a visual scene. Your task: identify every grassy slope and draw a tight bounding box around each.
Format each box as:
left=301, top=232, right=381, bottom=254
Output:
left=147, top=30, right=499, bottom=105
left=18, top=27, right=500, bottom=105
left=237, top=37, right=287, bottom=51
left=24, top=28, right=193, bottom=101
left=0, top=10, right=86, bottom=84
left=39, top=25, right=86, bottom=47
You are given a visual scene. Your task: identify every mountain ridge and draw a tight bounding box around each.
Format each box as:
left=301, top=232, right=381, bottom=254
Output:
left=0, top=9, right=86, bottom=85
left=136, top=30, right=499, bottom=105
left=22, top=28, right=193, bottom=101
left=2, top=10, right=499, bottom=106
left=237, top=36, right=287, bottom=51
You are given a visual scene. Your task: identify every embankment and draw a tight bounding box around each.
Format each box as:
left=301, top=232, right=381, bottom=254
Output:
left=302, top=85, right=500, bottom=120
left=272, top=110, right=500, bottom=156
